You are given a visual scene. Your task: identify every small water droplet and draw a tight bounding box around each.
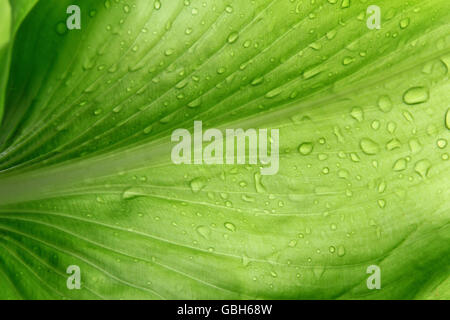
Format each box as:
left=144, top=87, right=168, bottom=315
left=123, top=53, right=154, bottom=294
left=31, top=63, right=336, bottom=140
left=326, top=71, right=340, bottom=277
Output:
left=298, top=142, right=313, bottom=155
left=399, top=18, right=410, bottom=29
left=227, top=31, right=239, bottom=44
left=337, top=245, right=346, bottom=257
left=342, top=56, right=354, bottom=65
left=378, top=95, right=393, bottom=113
left=55, top=22, right=67, bottom=35
left=224, top=222, right=236, bottom=232
left=190, top=178, right=205, bottom=193
left=437, top=139, right=447, bottom=149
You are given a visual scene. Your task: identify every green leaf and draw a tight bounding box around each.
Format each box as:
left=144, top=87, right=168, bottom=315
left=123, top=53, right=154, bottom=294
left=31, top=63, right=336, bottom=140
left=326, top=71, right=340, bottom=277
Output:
left=0, top=0, right=449, bottom=299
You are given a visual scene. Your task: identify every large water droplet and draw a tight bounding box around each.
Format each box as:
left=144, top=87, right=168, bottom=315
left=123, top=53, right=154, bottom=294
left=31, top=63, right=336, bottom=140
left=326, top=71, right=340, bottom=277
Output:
left=360, top=138, right=379, bottom=155
left=403, top=87, right=429, bottom=105
left=414, top=159, right=431, bottom=178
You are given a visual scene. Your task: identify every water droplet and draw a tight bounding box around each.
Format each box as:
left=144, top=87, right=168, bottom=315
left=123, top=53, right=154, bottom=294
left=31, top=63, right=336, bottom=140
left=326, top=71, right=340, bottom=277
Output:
left=251, top=77, right=264, bottom=86
left=360, top=138, right=379, bottom=155
left=190, top=178, right=205, bottom=193
left=403, top=87, right=429, bottom=105
left=164, top=48, right=174, bottom=56
left=399, top=18, right=410, bottom=29
left=227, top=31, right=239, bottom=44
left=350, top=153, right=360, bottom=162
left=55, top=22, right=67, bottom=35
left=154, top=0, right=161, bottom=10
left=216, top=67, right=226, bottom=74
left=122, top=187, right=145, bottom=200
left=143, top=126, right=152, bottom=134
left=338, top=169, right=350, bottom=179
left=196, top=226, right=210, bottom=239
left=371, top=120, right=380, bottom=130
left=337, top=245, right=346, bottom=257
left=414, top=159, right=431, bottom=178
left=123, top=5, right=130, bottom=13
left=393, top=158, right=407, bottom=171
left=342, top=56, right=354, bottom=65
left=437, top=139, right=447, bottom=149
left=254, top=173, right=266, bottom=193
left=350, top=107, right=364, bottom=122
left=378, top=95, right=393, bottom=113
left=224, top=222, right=236, bottom=232
left=386, top=139, right=401, bottom=151
left=313, top=266, right=325, bottom=279
left=409, top=139, right=422, bottom=153
left=445, top=109, right=450, bottom=130
left=298, top=142, right=313, bottom=155
left=378, top=180, right=386, bottom=193
left=265, top=88, right=282, bottom=98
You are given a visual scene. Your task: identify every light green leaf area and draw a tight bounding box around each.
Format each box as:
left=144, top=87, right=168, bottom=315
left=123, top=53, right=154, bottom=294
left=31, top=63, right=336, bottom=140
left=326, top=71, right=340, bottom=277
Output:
left=0, top=0, right=449, bottom=299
